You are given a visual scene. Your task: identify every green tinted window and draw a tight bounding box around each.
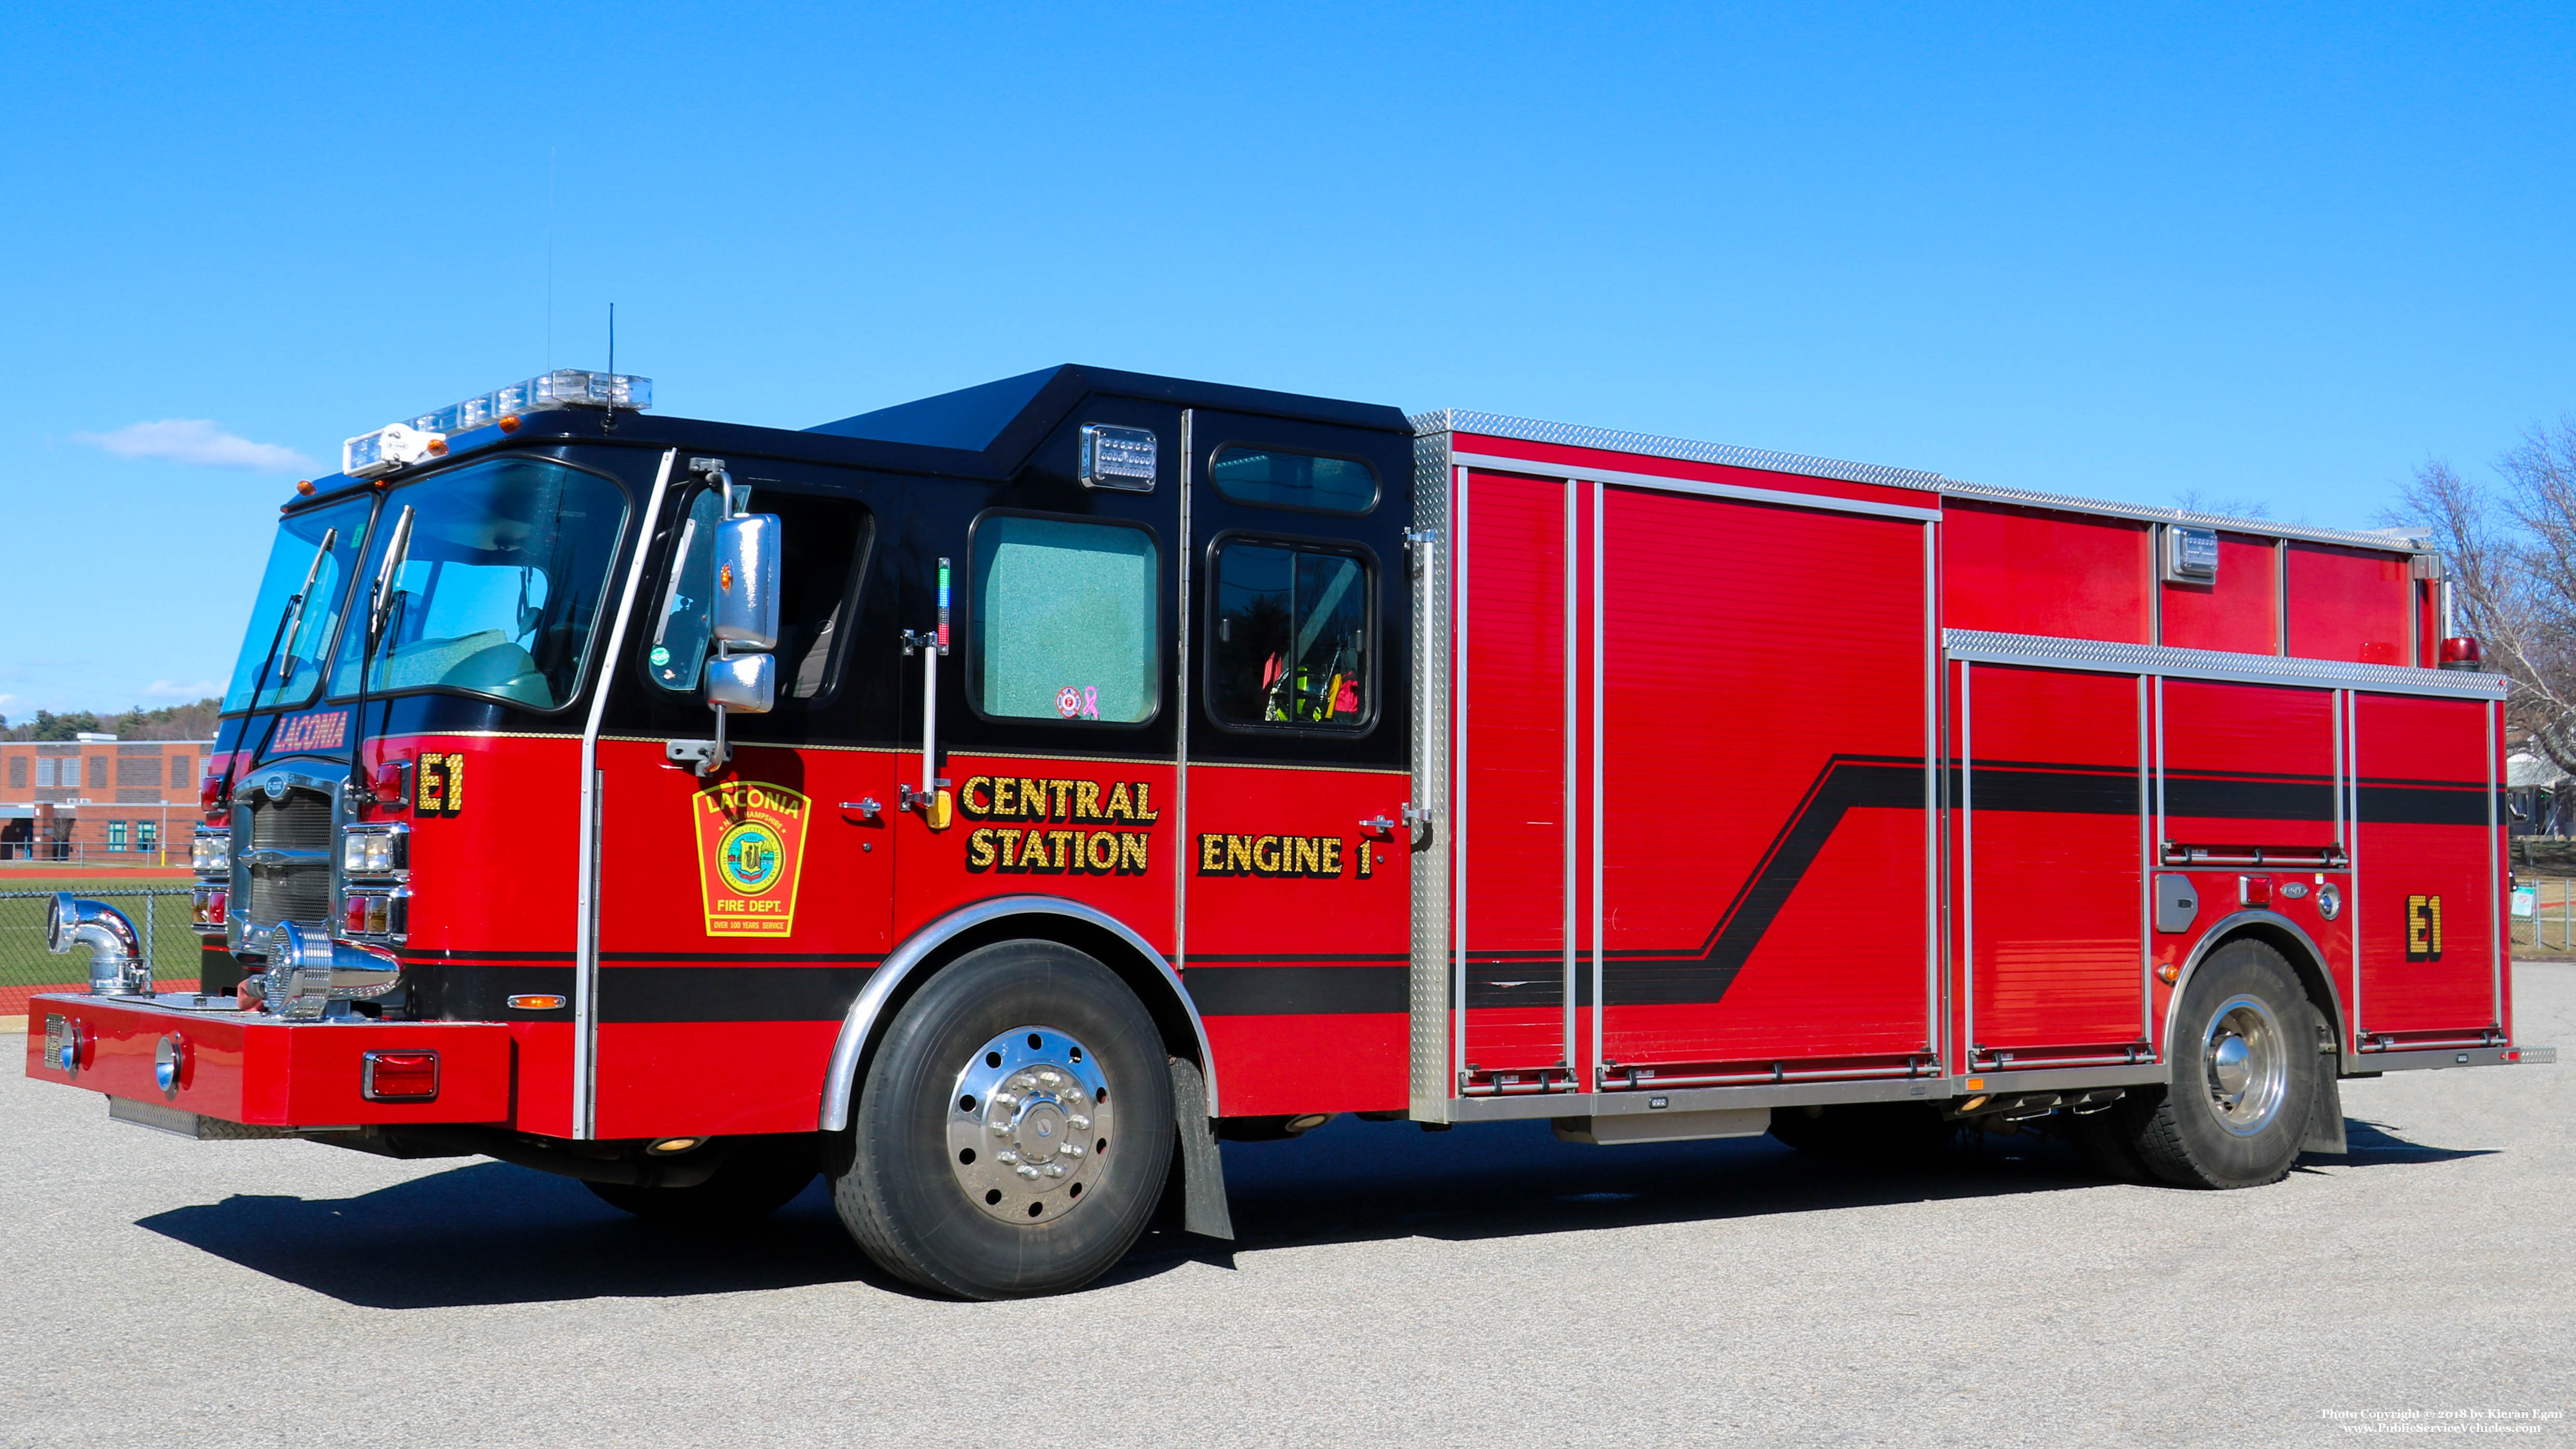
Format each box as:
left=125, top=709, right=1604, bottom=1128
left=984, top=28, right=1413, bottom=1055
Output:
left=1210, top=447, right=1376, bottom=514
left=973, top=516, right=1159, bottom=723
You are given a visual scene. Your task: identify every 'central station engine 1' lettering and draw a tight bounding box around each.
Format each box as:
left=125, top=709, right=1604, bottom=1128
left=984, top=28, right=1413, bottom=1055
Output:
left=1196, top=833, right=1346, bottom=878
left=957, top=775, right=1159, bottom=824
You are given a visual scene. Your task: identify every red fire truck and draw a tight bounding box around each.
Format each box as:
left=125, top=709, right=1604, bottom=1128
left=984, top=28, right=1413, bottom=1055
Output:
left=27, top=364, right=2547, bottom=1297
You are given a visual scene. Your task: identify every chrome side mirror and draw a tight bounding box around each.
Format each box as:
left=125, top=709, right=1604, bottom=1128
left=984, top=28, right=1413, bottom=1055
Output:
left=712, top=515, right=780, bottom=651
left=706, top=652, right=775, bottom=714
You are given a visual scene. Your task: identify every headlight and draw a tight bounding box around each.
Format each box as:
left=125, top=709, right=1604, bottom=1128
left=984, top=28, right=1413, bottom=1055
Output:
left=191, top=829, right=231, bottom=878
left=341, top=828, right=404, bottom=875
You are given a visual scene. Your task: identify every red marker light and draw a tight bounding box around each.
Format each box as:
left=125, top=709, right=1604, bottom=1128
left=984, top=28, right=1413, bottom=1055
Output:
left=361, top=1051, right=438, bottom=1102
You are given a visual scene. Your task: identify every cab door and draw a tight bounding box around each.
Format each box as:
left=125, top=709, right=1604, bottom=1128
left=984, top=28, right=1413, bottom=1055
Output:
left=590, top=469, right=893, bottom=1140
left=1179, top=411, right=1417, bottom=1117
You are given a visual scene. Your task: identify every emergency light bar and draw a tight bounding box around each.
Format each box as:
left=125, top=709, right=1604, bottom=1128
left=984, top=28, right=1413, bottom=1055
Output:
left=341, top=369, right=652, bottom=478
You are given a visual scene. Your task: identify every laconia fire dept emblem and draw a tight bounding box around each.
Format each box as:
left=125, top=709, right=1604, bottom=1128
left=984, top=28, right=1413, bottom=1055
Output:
left=690, top=781, right=811, bottom=937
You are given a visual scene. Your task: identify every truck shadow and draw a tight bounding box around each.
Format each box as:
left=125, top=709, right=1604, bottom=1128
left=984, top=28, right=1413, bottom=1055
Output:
left=136, top=1114, right=2488, bottom=1310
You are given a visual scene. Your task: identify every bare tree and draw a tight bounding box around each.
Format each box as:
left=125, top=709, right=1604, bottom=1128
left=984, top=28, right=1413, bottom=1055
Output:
left=2396, top=416, right=2576, bottom=775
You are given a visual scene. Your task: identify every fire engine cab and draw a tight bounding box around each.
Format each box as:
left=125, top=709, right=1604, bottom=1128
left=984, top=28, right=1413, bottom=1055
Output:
left=28, top=364, right=2546, bottom=1297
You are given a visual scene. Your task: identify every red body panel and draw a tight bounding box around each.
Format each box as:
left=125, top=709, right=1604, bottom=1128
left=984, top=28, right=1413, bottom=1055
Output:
left=1184, top=761, right=1412, bottom=1116
left=24, top=995, right=512, bottom=1125
left=1458, top=469, right=1574, bottom=1075
left=2159, top=532, right=2279, bottom=655
left=1943, top=502, right=2152, bottom=643
left=1963, top=664, right=2146, bottom=1055
left=1593, top=481, right=1931, bottom=1072
left=2287, top=543, right=2412, bottom=665
left=2158, top=680, right=2338, bottom=852
left=2353, top=693, right=2499, bottom=1039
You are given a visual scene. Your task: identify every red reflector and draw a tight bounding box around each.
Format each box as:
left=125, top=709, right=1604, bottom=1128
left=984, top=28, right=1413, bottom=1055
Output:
left=344, top=895, right=370, bottom=934
left=362, top=1050, right=438, bottom=1101
left=2240, top=875, right=2272, bottom=907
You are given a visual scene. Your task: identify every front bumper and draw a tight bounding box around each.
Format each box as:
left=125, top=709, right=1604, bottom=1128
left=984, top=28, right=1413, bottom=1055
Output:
left=25, top=993, right=511, bottom=1127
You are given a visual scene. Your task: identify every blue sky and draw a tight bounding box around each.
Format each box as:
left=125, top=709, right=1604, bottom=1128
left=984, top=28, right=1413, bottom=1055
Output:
left=3, top=3, right=2569, bottom=715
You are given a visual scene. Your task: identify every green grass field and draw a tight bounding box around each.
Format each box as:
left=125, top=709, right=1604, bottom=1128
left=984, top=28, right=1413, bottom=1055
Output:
left=0, top=882, right=200, bottom=989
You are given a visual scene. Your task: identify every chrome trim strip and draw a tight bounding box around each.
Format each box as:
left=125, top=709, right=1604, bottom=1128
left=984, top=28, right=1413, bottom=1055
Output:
left=1943, top=629, right=2508, bottom=700
left=1412, top=410, right=1945, bottom=493
left=1452, top=452, right=1940, bottom=522
left=1175, top=408, right=1192, bottom=979
left=575, top=447, right=677, bottom=1139
left=2352, top=1044, right=2537, bottom=1074
left=1407, top=435, right=1456, bottom=1120
left=1590, top=476, right=1605, bottom=1086
left=816, top=895, right=1219, bottom=1133
left=1923, top=519, right=1941, bottom=1069
left=1942, top=477, right=2433, bottom=554
left=1560, top=477, right=1577, bottom=1072
left=2159, top=908, right=2348, bottom=1062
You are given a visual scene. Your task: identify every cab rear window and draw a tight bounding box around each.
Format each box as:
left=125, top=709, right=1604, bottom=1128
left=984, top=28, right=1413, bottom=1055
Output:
left=1209, top=447, right=1377, bottom=515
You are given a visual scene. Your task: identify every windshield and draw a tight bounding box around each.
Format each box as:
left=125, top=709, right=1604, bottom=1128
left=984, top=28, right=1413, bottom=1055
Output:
left=328, top=457, right=629, bottom=710
left=222, top=496, right=375, bottom=714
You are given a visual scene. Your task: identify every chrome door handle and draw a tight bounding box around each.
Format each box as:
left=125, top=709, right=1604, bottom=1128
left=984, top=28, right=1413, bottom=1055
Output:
left=842, top=798, right=882, bottom=821
left=1360, top=815, right=1398, bottom=837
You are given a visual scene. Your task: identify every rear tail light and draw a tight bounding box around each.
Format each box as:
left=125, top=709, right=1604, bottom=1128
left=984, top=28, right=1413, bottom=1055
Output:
left=192, top=888, right=227, bottom=928
left=361, top=1050, right=438, bottom=1101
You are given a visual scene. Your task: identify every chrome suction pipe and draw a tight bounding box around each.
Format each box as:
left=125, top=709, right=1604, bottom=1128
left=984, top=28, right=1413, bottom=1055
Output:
left=47, top=894, right=147, bottom=996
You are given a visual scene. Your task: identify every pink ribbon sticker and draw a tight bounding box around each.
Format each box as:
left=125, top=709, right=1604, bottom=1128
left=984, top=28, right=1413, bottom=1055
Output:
left=1055, top=686, right=1102, bottom=720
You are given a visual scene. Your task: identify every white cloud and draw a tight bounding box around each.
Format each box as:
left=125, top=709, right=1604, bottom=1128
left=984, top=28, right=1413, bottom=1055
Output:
left=140, top=679, right=221, bottom=700
left=73, top=419, right=314, bottom=472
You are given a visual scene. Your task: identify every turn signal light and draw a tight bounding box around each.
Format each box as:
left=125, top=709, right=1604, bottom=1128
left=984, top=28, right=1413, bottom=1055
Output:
left=361, top=1050, right=438, bottom=1102
left=191, top=888, right=227, bottom=928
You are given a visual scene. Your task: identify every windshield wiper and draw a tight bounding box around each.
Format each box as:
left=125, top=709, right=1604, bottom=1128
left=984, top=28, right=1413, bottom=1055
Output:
left=348, top=505, right=416, bottom=794
left=240, top=527, right=337, bottom=774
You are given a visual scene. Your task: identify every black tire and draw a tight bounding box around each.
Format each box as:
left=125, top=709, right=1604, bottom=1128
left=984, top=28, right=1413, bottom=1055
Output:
left=2124, top=938, right=2321, bottom=1189
left=833, top=939, right=1175, bottom=1299
left=585, top=1138, right=818, bottom=1226
left=1769, top=1102, right=1956, bottom=1164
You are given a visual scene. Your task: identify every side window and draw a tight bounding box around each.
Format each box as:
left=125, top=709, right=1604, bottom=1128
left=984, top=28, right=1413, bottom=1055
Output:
left=1209, top=539, right=1370, bottom=730
left=1210, top=446, right=1377, bottom=515
left=973, top=515, right=1159, bottom=723
left=648, top=486, right=874, bottom=702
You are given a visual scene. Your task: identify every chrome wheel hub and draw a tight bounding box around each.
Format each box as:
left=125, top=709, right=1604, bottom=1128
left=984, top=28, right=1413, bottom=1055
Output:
left=2203, top=994, right=2289, bottom=1136
left=947, top=1026, right=1113, bottom=1225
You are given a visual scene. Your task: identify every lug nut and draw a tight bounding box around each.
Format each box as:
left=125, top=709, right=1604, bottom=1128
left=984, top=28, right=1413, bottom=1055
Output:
left=1015, top=1165, right=1040, bottom=1179
left=995, top=1150, right=1019, bottom=1164
left=1067, top=1115, right=1091, bottom=1131
left=1064, top=1145, right=1084, bottom=1158
left=1044, top=1163, right=1067, bottom=1178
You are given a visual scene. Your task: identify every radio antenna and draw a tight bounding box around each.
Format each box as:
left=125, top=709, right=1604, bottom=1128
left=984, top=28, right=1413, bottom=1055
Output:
left=545, top=147, right=556, bottom=370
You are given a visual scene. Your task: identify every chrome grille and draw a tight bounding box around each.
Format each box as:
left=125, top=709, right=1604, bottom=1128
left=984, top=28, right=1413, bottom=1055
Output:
left=246, top=787, right=333, bottom=928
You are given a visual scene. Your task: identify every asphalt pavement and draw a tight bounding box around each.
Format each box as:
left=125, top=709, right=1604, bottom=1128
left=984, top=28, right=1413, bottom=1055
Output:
left=4, top=968, right=2571, bottom=1447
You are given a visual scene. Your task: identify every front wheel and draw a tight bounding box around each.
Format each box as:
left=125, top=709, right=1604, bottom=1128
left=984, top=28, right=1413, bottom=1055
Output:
left=833, top=940, right=1175, bottom=1299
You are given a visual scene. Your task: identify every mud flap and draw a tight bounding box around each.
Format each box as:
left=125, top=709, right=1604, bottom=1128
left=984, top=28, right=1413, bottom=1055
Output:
left=1168, top=1056, right=1233, bottom=1240
left=2303, top=1005, right=2348, bottom=1156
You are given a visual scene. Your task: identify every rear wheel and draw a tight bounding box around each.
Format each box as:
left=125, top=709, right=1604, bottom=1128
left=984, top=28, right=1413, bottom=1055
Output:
left=833, top=940, right=1175, bottom=1299
left=585, top=1138, right=817, bottom=1226
left=2124, top=938, right=2320, bottom=1189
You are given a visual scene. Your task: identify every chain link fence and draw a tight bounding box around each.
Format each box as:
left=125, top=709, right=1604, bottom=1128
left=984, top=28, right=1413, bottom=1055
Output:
left=0, top=886, right=199, bottom=1016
